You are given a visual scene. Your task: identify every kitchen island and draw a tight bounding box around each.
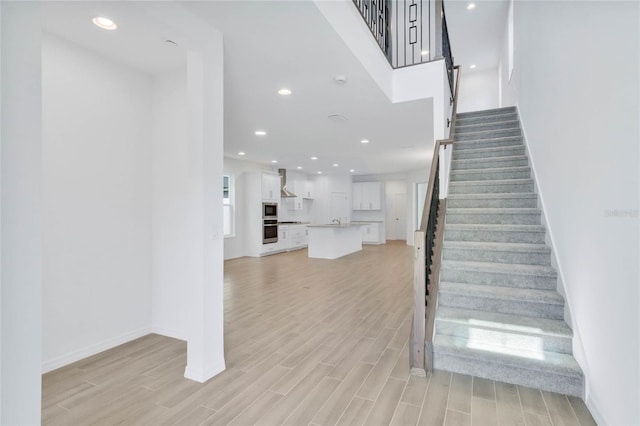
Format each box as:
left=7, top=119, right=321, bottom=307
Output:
left=307, top=223, right=363, bottom=259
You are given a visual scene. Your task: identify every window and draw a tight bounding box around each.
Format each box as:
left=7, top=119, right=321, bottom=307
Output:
left=223, top=175, right=235, bottom=237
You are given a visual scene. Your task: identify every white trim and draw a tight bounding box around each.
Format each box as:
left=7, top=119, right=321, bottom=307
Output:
left=516, top=106, right=591, bottom=401
left=41, top=326, right=152, bottom=373
left=184, top=360, right=225, bottom=383
left=151, top=326, right=186, bottom=342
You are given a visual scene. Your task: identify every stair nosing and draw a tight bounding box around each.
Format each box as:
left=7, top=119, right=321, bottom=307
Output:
left=447, top=193, right=537, bottom=199
left=449, top=178, right=534, bottom=186
left=452, top=154, right=528, bottom=164
left=444, top=223, right=546, bottom=232
left=446, top=207, right=541, bottom=214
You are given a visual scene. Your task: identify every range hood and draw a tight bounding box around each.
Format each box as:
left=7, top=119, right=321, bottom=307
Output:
left=278, top=168, right=297, bottom=198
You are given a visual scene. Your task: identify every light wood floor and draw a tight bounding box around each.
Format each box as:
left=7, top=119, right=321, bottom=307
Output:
left=42, top=242, right=596, bottom=425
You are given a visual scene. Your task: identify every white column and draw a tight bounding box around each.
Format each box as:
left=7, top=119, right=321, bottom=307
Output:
left=0, top=2, right=43, bottom=424
left=183, top=40, right=226, bottom=382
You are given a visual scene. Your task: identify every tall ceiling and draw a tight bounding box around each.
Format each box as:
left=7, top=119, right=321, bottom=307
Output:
left=40, top=0, right=508, bottom=176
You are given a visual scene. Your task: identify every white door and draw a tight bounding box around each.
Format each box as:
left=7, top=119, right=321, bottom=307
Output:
left=392, top=193, right=407, bottom=240
left=330, top=192, right=348, bottom=223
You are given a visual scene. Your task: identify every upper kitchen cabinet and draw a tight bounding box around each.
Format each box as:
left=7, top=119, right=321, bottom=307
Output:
left=302, top=181, right=314, bottom=199
left=284, top=180, right=303, bottom=211
left=352, top=182, right=382, bottom=210
left=262, top=172, right=280, bottom=201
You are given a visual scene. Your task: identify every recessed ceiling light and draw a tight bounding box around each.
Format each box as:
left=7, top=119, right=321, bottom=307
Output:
left=297, top=166, right=303, bottom=170
left=278, top=88, right=292, bottom=96
left=271, top=160, right=278, bottom=163
left=255, top=130, right=266, bottom=136
left=467, top=3, right=476, bottom=10
left=238, top=151, right=245, bottom=156
left=349, top=169, right=355, bottom=173
left=92, top=16, right=117, bottom=30
left=311, top=156, right=318, bottom=160
left=317, top=171, right=322, bottom=174
left=470, top=64, right=477, bottom=69
left=333, top=163, right=339, bottom=167
left=421, top=50, right=429, bottom=56
left=361, top=139, right=369, bottom=144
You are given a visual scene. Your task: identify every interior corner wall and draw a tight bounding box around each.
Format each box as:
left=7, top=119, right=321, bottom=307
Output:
left=223, top=158, right=272, bottom=260
left=41, top=34, right=153, bottom=372
left=1, top=2, right=43, bottom=423
left=457, top=67, right=499, bottom=113
left=501, top=2, right=639, bottom=424
left=150, top=68, right=189, bottom=339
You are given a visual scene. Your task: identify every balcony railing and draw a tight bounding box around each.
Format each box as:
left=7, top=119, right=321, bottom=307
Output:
left=352, top=0, right=454, bottom=74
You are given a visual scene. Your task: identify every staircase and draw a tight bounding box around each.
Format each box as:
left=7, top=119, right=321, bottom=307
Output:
left=433, top=106, right=584, bottom=397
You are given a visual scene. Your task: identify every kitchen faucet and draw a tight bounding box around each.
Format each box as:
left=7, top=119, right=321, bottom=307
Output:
left=332, top=218, right=341, bottom=225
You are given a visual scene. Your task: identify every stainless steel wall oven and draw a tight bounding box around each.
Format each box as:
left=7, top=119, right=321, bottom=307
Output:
left=262, top=219, right=278, bottom=244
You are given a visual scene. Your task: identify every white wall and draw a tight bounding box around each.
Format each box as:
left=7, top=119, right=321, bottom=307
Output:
left=41, top=34, right=153, bottom=372
left=500, top=2, right=639, bottom=424
left=151, top=68, right=189, bottom=339
left=407, top=167, right=430, bottom=247
left=457, top=68, right=499, bottom=113
left=1, top=2, right=43, bottom=423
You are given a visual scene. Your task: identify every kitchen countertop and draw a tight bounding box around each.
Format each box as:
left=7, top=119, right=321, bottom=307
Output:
left=350, top=220, right=384, bottom=223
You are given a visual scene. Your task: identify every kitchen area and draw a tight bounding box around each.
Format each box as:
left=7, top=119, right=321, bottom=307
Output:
left=241, top=167, right=388, bottom=260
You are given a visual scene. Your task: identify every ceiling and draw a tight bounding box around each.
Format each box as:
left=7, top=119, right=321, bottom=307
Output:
left=40, top=0, right=508, bottom=176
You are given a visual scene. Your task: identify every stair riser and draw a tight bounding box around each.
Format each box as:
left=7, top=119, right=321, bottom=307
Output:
left=447, top=198, right=538, bottom=209
left=438, top=293, right=564, bottom=319
left=449, top=182, right=534, bottom=195
left=444, top=229, right=546, bottom=244
left=456, top=122, right=521, bottom=134
left=434, top=321, right=572, bottom=354
left=446, top=212, right=541, bottom=225
left=443, top=247, right=551, bottom=266
left=455, top=128, right=522, bottom=142
left=440, top=268, right=557, bottom=290
left=452, top=157, right=529, bottom=170
left=457, top=107, right=517, bottom=120
left=453, top=146, right=526, bottom=160
left=456, top=113, right=518, bottom=126
left=451, top=169, right=531, bottom=181
left=454, top=139, right=523, bottom=151
left=432, top=353, right=583, bottom=397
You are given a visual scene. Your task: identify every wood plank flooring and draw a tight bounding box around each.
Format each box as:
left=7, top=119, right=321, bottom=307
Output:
left=42, top=242, right=596, bottom=425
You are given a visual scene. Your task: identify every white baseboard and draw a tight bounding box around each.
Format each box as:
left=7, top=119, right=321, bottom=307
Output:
left=184, top=360, right=226, bottom=383
left=41, top=326, right=152, bottom=374
left=151, top=326, right=186, bottom=341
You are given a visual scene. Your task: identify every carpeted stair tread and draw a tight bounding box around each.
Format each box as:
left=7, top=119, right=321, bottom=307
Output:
left=441, top=259, right=557, bottom=277
left=451, top=166, right=531, bottom=176
left=456, top=120, right=521, bottom=134
left=456, top=106, right=517, bottom=119
left=447, top=207, right=541, bottom=215
left=452, top=144, right=526, bottom=156
left=456, top=112, right=519, bottom=126
left=433, top=335, right=583, bottom=378
left=444, top=223, right=545, bottom=232
left=436, top=306, right=572, bottom=338
left=448, top=193, right=537, bottom=201
left=454, top=135, right=523, bottom=146
left=443, top=241, right=551, bottom=254
left=439, top=281, right=564, bottom=306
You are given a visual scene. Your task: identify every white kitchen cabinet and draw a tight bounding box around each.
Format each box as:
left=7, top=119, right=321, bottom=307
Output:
left=356, top=222, right=385, bottom=245
left=278, top=224, right=308, bottom=251
left=289, top=225, right=308, bottom=249
left=262, top=172, right=280, bottom=201
left=302, top=181, right=314, bottom=199
left=352, top=182, right=382, bottom=210
left=278, top=225, right=289, bottom=248
left=284, top=180, right=303, bottom=211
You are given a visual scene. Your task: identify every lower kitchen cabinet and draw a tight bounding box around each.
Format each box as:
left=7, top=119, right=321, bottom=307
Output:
left=358, top=222, right=385, bottom=245
left=278, top=224, right=308, bottom=252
